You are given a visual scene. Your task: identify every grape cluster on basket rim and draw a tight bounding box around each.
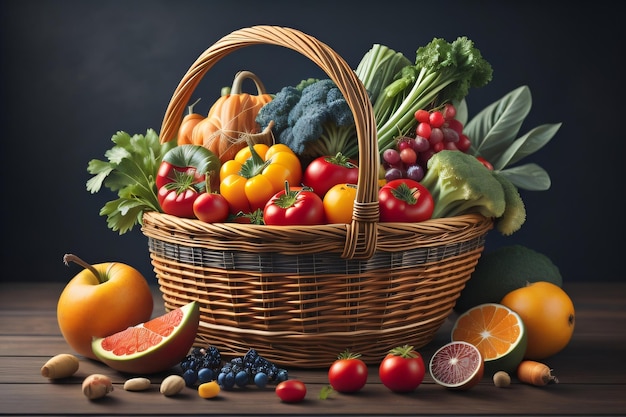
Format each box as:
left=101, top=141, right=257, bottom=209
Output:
left=382, top=103, right=471, bottom=182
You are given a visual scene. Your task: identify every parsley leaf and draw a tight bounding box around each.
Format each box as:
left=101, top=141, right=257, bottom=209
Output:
left=86, top=129, right=177, bottom=234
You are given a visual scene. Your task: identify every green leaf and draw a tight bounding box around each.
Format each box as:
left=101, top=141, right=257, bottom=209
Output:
left=498, top=163, right=551, bottom=191
left=492, top=122, right=561, bottom=170
left=465, top=85, right=531, bottom=161
left=86, top=129, right=177, bottom=234
left=86, top=159, right=115, bottom=193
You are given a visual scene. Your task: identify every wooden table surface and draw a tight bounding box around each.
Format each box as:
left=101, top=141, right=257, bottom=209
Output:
left=1, top=281, right=624, bottom=416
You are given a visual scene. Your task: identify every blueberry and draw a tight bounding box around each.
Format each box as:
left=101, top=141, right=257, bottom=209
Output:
left=197, top=367, right=214, bottom=383
left=182, top=368, right=198, bottom=387
left=235, top=370, right=249, bottom=387
left=276, top=369, right=289, bottom=383
left=220, top=371, right=236, bottom=390
left=254, top=372, right=269, bottom=388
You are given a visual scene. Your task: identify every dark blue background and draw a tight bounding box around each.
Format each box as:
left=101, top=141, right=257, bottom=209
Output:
left=1, top=1, right=622, bottom=283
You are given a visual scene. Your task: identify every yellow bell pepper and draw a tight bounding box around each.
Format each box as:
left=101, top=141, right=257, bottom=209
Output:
left=219, top=143, right=302, bottom=214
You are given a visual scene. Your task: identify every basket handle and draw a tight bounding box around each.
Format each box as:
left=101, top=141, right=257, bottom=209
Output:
left=159, top=25, right=380, bottom=259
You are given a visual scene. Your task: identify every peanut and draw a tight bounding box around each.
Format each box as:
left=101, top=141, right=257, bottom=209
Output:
left=82, top=374, right=114, bottom=400
left=160, top=374, right=185, bottom=397
left=123, top=377, right=151, bottom=391
left=493, top=370, right=511, bottom=387
left=41, top=353, right=80, bottom=379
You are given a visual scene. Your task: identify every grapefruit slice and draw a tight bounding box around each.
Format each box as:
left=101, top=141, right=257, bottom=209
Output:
left=429, top=341, right=484, bottom=390
left=451, top=303, right=527, bottom=375
left=92, top=301, right=200, bottom=374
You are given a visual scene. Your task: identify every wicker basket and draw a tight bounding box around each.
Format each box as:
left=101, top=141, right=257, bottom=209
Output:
left=141, top=25, right=493, bottom=368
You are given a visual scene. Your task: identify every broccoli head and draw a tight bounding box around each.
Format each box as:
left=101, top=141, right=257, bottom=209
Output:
left=420, top=150, right=506, bottom=219
left=256, top=78, right=359, bottom=162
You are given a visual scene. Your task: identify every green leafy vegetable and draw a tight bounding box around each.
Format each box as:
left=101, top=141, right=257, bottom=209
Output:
left=464, top=85, right=561, bottom=191
left=356, top=37, right=493, bottom=154
left=86, top=129, right=176, bottom=234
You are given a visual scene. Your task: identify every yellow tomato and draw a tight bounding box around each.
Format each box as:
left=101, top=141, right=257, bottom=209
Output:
left=500, top=281, right=575, bottom=360
left=323, top=183, right=357, bottom=224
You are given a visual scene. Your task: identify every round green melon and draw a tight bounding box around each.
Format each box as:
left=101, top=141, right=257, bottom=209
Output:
left=92, top=301, right=200, bottom=374
left=454, top=245, right=562, bottom=313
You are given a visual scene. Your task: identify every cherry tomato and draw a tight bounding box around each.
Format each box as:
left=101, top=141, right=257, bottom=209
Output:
left=475, top=156, right=494, bottom=170
left=323, top=183, right=357, bottom=224
left=193, top=192, right=230, bottom=223
left=328, top=351, right=368, bottom=393
left=302, top=153, right=359, bottom=198
left=378, top=345, right=425, bottom=393
left=275, top=380, right=307, bottom=403
left=378, top=179, right=434, bottom=222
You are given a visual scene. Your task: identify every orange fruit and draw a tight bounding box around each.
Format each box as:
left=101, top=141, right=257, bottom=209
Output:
left=57, top=256, right=154, bottom=360
left=92, top=301, right=200, bottom=374
left=500, top=281, right=575, bottom=360
left=429, top=341, right=484, bottom=390
left=451, top=303, right=527, bottom=375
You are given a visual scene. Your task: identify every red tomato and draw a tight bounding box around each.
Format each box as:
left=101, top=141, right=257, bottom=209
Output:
left=378, top=345, right=425, bottom=393
left=475, top=156, right=494, bottom=170
left=158, top=186, right=199, bottom=218
left=328, top=351, right=368, bottom=393
left=193, top=192, right=230, bottom=223
left=264, top=184, right=326, bottom=226
left=378, top=179, right=434, bottom=222
left=275, top=380, right=307, bottom=403
left=302, top=153, right=359, bottom=198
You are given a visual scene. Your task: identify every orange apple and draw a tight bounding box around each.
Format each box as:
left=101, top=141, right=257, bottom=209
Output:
left=56, top=254, right=154, bottom=360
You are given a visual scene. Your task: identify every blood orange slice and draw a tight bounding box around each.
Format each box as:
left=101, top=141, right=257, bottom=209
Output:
left=451, top=303, right=527, bottom=375
left=92, top=301, right=200, bottom=374
left=429, top=341, right=484, bottom=390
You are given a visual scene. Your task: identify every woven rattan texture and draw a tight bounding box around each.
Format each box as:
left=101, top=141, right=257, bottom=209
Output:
left=143, top=26, right=494, bottom=367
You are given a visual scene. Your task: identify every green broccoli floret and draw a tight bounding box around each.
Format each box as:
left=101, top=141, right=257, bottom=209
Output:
left=491, top=171, right=526, bottom=236
left=420, top=150, right=505, bottom=219
left=256, top=78, right=358, bottom=162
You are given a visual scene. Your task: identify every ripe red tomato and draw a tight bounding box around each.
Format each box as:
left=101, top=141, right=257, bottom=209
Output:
left=475, top=156, right=494, bottom=170
left=275, top=380, right=307, bottom=403
left=264, top=185, right=326, bottom=226
left=302, top=153, right=359, bottom=198
left=192, top=192, right=230, bottom=223
left=378, top=179, right=434, bottom=222
left=378, top=345, right=425, bottom=393
left=328, top=351, right=368, bottom=393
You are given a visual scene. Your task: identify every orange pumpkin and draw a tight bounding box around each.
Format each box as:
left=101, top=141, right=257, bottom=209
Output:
left=190, top=71, right=273, bottom=163
left=177, top=98, right=204, bottom=145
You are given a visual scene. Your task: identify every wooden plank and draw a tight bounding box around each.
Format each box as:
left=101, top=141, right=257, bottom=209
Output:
left=0, top=379, right=624, bottom=416
left=1, top=282, right=625, bottom=416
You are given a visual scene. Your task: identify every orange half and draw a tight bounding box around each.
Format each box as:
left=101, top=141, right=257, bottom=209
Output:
left=451, top=303, right=527, bottom=375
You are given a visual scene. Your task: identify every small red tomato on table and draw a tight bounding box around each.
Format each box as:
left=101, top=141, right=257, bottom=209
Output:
left=378, top=178, right=434, bottom=222
left=379, top=345, right=426, bottom=393
left=328, top=350, right=368, bottom=393
left=275, top=380, right=307, bottom=403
